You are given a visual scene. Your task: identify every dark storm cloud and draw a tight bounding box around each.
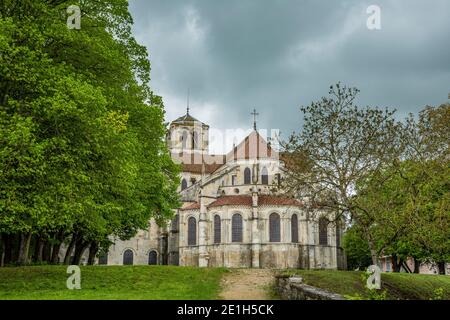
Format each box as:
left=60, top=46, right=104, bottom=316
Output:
left=129, top=0, right=450, bottom=152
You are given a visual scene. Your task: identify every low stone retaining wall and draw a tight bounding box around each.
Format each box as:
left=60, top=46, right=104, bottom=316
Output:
left=275, top=275, right=344, bottom=300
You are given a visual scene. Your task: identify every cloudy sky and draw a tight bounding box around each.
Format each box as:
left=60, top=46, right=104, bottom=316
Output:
left=129, top=0, right=450, bottom=153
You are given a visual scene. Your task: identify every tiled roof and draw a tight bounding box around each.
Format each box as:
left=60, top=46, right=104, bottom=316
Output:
left=180, top=202, right=200, bottom=210
left=208, top=195, right=253, bottom=207
left=226, top=130, right=278, bottom=161
left=171, top=131, right=279, bottom=174
left=172, top=152, right=226, bottom=174
left=181, top=163, right=224, bottom=174
left=171, top=112, right=208, bottom=126
left=259, top=195, right=303, bottom=207
left=207, top=195, right=303, bottom=208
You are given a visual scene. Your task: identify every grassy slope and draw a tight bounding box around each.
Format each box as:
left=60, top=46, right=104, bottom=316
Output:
left=0, top=265, right=227, bottom=300
left=283, top=270, right=450, bottom=300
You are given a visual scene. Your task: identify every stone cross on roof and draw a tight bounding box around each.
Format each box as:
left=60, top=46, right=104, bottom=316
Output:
left=251, top=108, right=259, bottom=131
left=186, top=88, right=190, bottom=115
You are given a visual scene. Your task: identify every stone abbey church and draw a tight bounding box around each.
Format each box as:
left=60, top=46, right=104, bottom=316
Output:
left=100, top=110, right=346, bottom=269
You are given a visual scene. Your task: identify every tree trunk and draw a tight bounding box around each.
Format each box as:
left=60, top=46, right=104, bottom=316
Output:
left=50, top=232, right=65, bottom=264
left=72, top=238, right=89, bottom=265
left=3, top=234, right=12, bottom=265
left=402, top=260, right=412, bottom=273
left=12, top=233, right=21, bottom=262
left=413, top=258, right=420, bottom=274
left=64, top=234, right=77, bottom=265
left=42, top=240, right=52, bottom=262
left=392, top=254, right=402, bottom=272
left=366, top=236, right=379, bottom=265
left=31, top=235, right=38, bottom=262
left=17, top=232, right=32, bottom=265
left=437, top=261, right=446, bottom=275
left=87, top=241, right=99, bottom=265
left=0, top=234, right=4, bottom=267
left=34, top=236, right=44, bottom=263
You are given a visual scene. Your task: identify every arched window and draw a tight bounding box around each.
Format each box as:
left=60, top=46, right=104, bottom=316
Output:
left=181, top=130, right=188, bottom=149
left=261, top=167, right=269, bottom=185
left=181, top=178, right=187, bottom=191
left=214, top=215, right=221, bottom=244
left=188, top=217, right=197, bottom=246
left=192, top=131, right=199, bottom=149
left=232, top=214, right=243, bottom=242
left=148, top=250, right=157, bottom=265
left=336, top=222, right=341, bottom=247
left=123, top=249, right=133, bottom=265
left=291, top=214, right=299, bottom=243
left=276, top=173, right=281, bottom=187
left=319, top=218, right=328, bottom=245
left=244, top=167, right=251, bottom=184
left=269, top=213, right=281, bottom=242
left=98, top=252, right=108, bottom=265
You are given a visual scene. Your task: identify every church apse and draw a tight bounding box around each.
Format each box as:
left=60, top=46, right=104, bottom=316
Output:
left=103, top=109, right=344, bottom=270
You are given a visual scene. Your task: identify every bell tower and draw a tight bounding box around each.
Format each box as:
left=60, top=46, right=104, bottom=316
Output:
left=167, top=107, right=209, bottom=155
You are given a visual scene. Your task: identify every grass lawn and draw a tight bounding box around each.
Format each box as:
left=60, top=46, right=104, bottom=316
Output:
left=0, top=265, right=228, bottom=300
left=282, top=269, right=450, bottom=300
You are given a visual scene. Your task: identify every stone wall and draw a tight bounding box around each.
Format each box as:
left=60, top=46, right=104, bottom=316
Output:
left=105, top=220, right=161, bottom=265
left=275, top=275, right=344, bottom=300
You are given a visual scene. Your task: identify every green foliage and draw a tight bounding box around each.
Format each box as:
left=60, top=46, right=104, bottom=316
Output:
left=356, top=270, right=388, bottom=300
left=431, top=287, right=444, bottom=300
left=345, top=290, right=388, bottom=300
left=282, top=83, right=403, bottom=211
left=342, top=225, right=372, bottom=270
left=0, top=0, right=180, bottom=264
left=283, top=83, right=449, bottom=268
left=354, top=108, right=450, bottom=266
left=283, top=270, right=450, bottom=300
left=282, top=83, right=404, bottom=264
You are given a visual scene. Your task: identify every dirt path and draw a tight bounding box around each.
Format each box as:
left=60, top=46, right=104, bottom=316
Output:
left=219, top=268, right=275, bottom=300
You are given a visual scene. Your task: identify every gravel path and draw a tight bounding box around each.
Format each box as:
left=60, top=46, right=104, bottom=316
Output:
left=219, top=268, right=275, bottom=300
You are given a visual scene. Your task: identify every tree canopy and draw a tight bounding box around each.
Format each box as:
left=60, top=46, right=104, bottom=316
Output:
left=283, top=83, right=449, bottom=272
left=0, top=0, right=180, bottom=265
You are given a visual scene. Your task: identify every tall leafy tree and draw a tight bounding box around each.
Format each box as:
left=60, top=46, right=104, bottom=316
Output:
left=0, top=0, right=180, bottom=265
left=342, top=104, right=449, bottom=272
left=282, top=83, right=403, bottom=264
left=342, top=225, right=372, bottom=270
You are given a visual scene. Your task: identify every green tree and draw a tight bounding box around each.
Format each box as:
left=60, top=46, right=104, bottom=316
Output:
left=0, top=0, right=180, bottom=265
left=351, top=104, right=449, bottom=273
left=342, top=225, right=372, bottom=270
left=282, top=83, right=404, bottom=264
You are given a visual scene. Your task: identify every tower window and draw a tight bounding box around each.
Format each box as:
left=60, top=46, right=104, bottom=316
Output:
left=192, top=131, right=199, bottom=149
left=98, top=252, right=108, bottom=265
left=269, top=213, right=281, bottom=242
left=123, top=249, right=134, bottom=265
left=244, top=168, right=251, bottom=185
left=336, top=222, right=341, bottom=247
left=291, top=214, right=299, bottom=243
left=319, top=218, right=328, bottom=245
left=261, top=167, right=269, bottom=185
left=181, top=130, right=188, bottom=149
left=232, top=214, right=243, bottom=242
left=276, top=173, right=281, bottom=187
left=214, top=215, right=221, bottom=244
left=188, top=217, right=197, bottom=246
left=148, top=250, right=157, bottom=265
left=181, top=178, right=188, bottom=190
